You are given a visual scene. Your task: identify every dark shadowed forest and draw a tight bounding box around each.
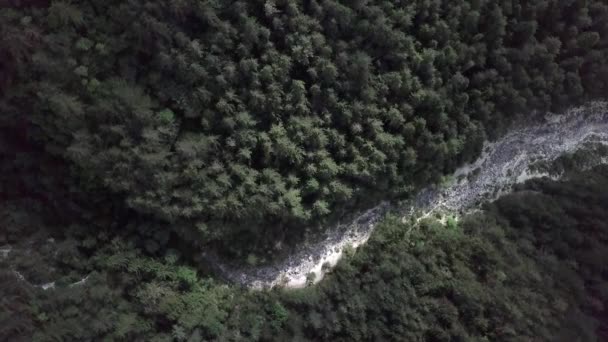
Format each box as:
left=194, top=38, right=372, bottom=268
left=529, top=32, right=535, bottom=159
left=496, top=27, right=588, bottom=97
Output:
left=2, top=0, right=608, bottom=341
left=3, top=147, right=608, bottom=341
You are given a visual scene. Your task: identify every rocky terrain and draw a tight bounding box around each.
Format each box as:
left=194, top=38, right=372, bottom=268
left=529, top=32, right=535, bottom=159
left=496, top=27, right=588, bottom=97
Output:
left=5, top=102, right=608, bottom=291
left=208, top=102, right=608, bottom=289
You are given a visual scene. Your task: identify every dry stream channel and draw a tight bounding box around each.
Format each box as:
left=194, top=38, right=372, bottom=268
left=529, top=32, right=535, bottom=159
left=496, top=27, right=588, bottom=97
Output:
left=4, top=103, right=608, bottom=291
left=206, top=102, right=608, bottom=290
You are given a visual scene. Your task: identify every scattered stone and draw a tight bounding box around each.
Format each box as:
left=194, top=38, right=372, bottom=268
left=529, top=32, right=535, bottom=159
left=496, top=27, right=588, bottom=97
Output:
left=204, top=102, right=608, bottom=290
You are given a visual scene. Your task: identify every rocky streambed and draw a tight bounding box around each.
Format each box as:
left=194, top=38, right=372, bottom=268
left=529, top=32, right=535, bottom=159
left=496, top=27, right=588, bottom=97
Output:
left=205, top=102, right=608, bottom=290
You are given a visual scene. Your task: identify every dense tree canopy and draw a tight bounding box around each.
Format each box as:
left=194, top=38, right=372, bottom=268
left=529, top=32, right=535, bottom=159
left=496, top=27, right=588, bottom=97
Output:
left=2, top=0, right=608, bottom=244
left=3, top=159, right=608, bottom=340
left=2, top=0, right=608, bottom=340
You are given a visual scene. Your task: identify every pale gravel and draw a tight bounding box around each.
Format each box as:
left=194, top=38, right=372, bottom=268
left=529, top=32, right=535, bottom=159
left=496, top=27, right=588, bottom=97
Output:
left=205, top=102, right=608, bottom=290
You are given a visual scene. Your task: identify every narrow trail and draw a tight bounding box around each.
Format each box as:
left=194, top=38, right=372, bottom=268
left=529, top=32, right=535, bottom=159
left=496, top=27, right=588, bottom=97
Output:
left=1, top=244, right=91, bottom=291
left=206, top=102, right=608, bottom=290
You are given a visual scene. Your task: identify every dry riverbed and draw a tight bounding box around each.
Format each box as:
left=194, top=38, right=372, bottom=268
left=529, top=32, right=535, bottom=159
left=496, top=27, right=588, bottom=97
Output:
left=5, top=102, right=608, bottom=291
left=206, top=102, right=608, bottom=290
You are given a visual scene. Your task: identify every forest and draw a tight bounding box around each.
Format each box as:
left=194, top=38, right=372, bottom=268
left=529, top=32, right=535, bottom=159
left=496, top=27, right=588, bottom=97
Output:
left=1, top=0, right=608, bottom=341
left=3, top=148, right=608, bottom=341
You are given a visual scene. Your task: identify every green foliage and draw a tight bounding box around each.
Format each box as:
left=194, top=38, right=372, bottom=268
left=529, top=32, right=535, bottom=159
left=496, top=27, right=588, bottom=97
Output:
left=3, top=150, right=608, bottom=341
left=272, top=165, right=608, bottom=341
left=2, top=1, right=608, bottom=340
left=268, top=301, right=289, bottom=330
left=445, top=216, right=458, bottom=230
left=4, top=0, right=608, bottom=247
